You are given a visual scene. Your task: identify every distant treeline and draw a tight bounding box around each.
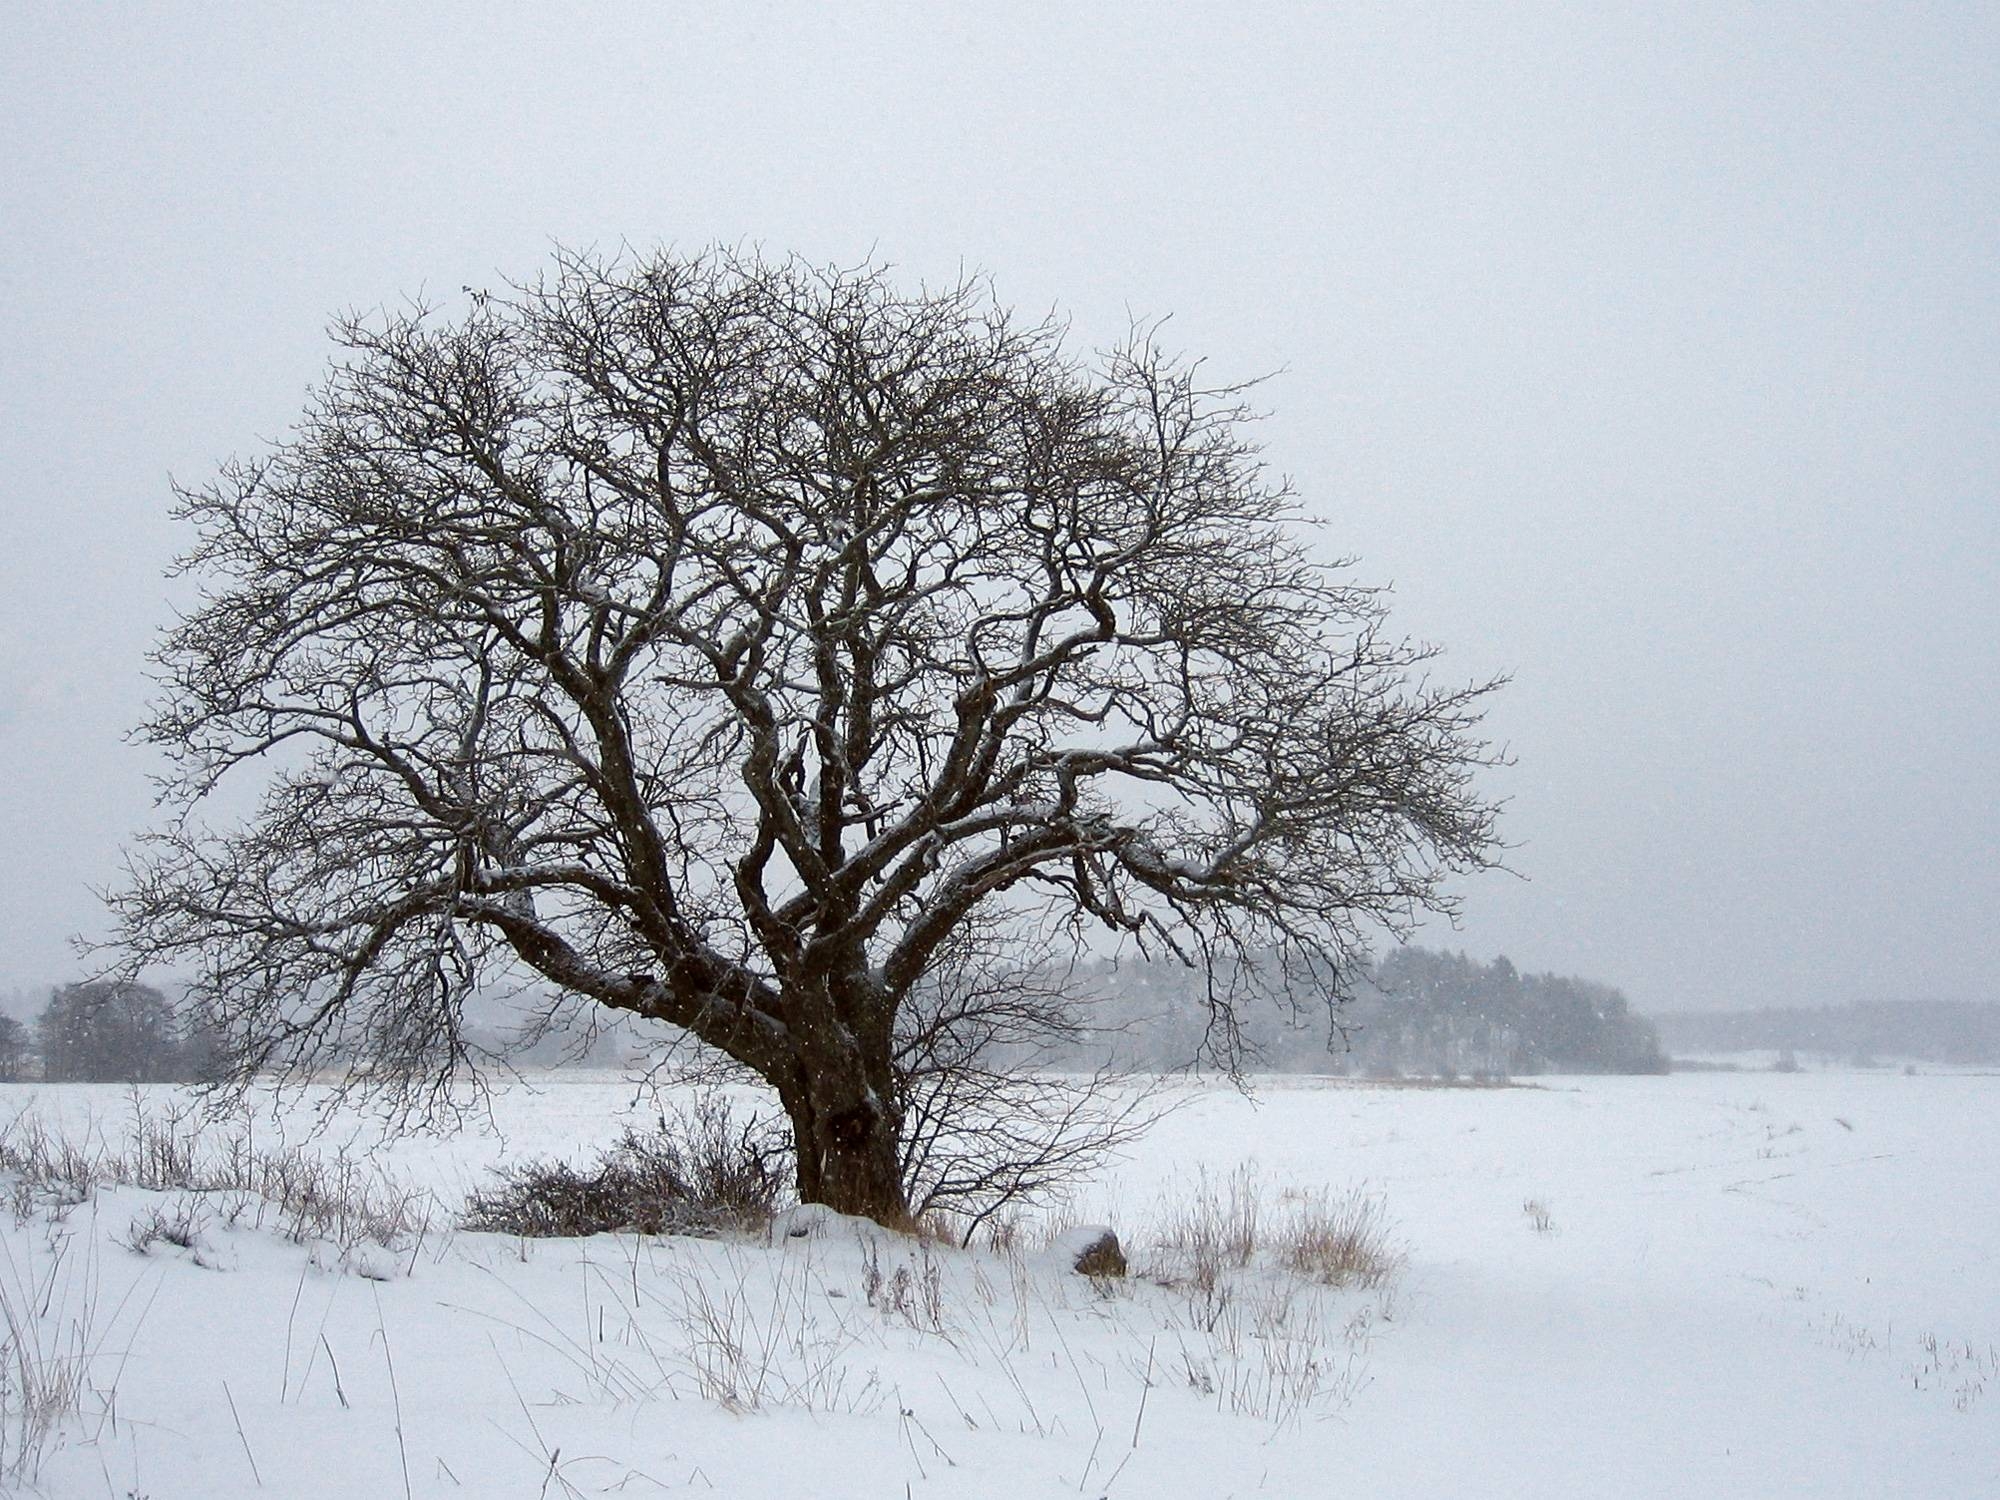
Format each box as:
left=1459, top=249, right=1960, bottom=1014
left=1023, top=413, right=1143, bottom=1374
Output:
left=1048, top=947, right=1667, bottom=1078
left=3, top=950, right=1675, bottom=1085
left=1338, top=948, right=1668, bottom=1077
left=1655, top=1001, right=2000, bottom=1066
left=0, top=981, right=213, bottom=1084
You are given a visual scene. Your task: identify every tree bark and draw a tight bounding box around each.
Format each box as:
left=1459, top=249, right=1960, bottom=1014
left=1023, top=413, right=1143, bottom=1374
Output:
left=780, top=1037, right=910, bottom=1223
left=812, top=1108, right=907, bottom=1223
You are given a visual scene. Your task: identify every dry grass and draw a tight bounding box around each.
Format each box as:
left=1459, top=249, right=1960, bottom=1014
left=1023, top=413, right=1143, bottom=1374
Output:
left=1152, top=1165, right=1265, bottom=1294
left=861, top=1238, right=950, bottom=1334
left=0, top=1096, right=432, bottom=1254
left=0, top=1099, right=437, bottom=1478
left=1150, top=1169, right=1393, bottom=1282
left=977, top=1214, right=1028, bottom=1256
left=1273, top=1187, right=1400, bottom=1288
left=1137, top=1170, right=1398, bottom=1429
left=0, top=1220, right=148, bottom=1484
left=660, top=1244, right=876, bottom=1413
left=1139, top=1165, right=1404, bottom=1410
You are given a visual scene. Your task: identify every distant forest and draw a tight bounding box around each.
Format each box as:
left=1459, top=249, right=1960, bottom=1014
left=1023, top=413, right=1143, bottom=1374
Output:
left=441, top=947, right=1674, bottom=1081
left=26, top=964, right=1990, bottom=1085
left=0, top=980, right=212, bottom=1085
left=1654, top=1001, right=2000, bottom=1067
left=1039, top=947, right=1668, bottom=1078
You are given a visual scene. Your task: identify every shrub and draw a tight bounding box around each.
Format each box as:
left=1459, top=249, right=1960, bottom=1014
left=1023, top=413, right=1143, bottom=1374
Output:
left=120, top=1197, right=208, bottom=1255
left=463, top=1096, right=786, bottom=1238
left=0, top=1113, right=103, bottom=1212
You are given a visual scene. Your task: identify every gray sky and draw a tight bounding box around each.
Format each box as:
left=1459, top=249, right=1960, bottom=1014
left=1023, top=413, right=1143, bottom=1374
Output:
left=2, top=4, right=1994, bottom=1013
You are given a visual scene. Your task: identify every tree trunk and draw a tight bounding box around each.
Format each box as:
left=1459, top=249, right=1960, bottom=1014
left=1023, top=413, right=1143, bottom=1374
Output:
left=782, top=1069, right=909, bottom=1225
left=815, top=1110, right=908, bottom=1223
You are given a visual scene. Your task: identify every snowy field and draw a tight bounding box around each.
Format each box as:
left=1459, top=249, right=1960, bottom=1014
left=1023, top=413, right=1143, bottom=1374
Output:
left=1, top=1069, right=1994, bottom=1498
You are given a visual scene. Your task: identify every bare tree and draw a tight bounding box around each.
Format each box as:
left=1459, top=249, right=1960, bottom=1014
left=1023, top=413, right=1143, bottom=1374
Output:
left=111, top=249, right=1500, bottom=1224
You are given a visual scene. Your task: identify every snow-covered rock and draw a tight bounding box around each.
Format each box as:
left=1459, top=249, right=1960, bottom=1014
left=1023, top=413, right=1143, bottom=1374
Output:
left=1051, top=1222, right=1127, bottom=1276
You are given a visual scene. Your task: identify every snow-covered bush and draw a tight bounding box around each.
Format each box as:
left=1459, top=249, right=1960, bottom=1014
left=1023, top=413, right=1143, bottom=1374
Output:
left=463, top=1095, right=786, bottom=1238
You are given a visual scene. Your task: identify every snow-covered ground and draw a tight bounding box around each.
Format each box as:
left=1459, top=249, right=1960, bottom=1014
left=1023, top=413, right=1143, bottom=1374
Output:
left=2, top=1070, right=1993, bottom=1497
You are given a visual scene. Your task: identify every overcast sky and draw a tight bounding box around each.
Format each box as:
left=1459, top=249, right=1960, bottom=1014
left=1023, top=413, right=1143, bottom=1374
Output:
left=2, top=4, right=1994, bottom=1014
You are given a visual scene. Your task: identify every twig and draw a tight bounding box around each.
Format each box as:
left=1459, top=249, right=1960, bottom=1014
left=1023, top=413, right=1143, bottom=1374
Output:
left=1130, top=1337, right=1155, bottom=1447
left=222, top=1380, right=262, bottom=1488
left=934, top=1371, right=980, bottom=1429
left=320, top=1332, right=350, bottom=1408
left=897, top=1407, right=928, bottom=1481
left=373, top=1286, right=414, bottom=1500
left=404, top=1205, right=432, bottom=1278
left=903, top=1405, right=957, bottom=1467
left=1103, top=1447, right=1136, bottom=1493
left=1078, top=1428, right=1103, bottom=1491
left=279, top=1261, right=309, bottom=1404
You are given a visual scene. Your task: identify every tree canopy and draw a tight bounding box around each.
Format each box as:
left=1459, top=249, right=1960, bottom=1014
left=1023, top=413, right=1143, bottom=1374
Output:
left=38, top=980, right=189, bottom=1084
left=113, top=249, right=1501, bottom=1221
